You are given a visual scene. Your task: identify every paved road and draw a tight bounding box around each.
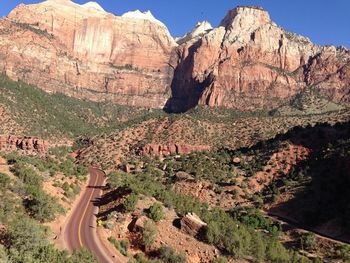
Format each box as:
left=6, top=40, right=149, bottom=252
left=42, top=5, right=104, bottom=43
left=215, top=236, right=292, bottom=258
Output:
left=64, top=167, right=115, bottom=263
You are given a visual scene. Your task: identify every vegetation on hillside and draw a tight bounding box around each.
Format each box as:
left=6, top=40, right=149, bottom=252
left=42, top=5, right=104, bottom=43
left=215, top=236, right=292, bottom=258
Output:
left=0, top=149, right=95, bottom=262
left=0, top=74, right=158, bottom=139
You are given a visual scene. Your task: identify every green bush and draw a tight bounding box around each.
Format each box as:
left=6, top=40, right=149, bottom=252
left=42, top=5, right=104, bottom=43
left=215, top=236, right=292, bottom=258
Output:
left=25, top=188, right=64, bottom=222
left=335, top=244, right=350, bottom=261
left=108, top=237, right=128, bottom=256
left=142, top=220, right=157, bottom=249
left=299, top=232, right=316, bottom=251
left=149, top=203, right=165, bottom=222
left=211, top=257, right=227, bottom=263
left=157, top=246, right=186, bottom=263
left=0, top=172, right=11, bottom=188
left=123, top=193, right=139, bottom=212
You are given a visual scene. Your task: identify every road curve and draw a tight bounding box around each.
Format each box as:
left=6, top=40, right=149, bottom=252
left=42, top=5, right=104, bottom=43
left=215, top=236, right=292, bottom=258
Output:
left=64, top=167, right=115, bottom=263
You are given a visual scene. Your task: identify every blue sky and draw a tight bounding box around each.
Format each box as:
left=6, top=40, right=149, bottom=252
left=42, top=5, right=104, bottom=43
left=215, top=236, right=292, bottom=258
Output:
left=1, top=0, right=349, bottom=48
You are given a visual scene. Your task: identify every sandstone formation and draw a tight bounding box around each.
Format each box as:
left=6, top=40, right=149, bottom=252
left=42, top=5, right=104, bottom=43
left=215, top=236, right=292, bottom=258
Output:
left=0, top=0, right=176, bottom=108
left=180, top=213, right=207, bottom=237
left=141, top=144, right=210, bottom=156
left=0, top=135, right=49, bottom=154
left=0, top=2, right=349, bottom=112
left=167, top=6, right=350, bottom=112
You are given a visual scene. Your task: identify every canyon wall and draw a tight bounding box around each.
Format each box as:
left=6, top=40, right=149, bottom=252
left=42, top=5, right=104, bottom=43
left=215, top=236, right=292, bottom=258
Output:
left=0, top=0, right=177, bottom=108
left=0, top=2, right=349, bottom=111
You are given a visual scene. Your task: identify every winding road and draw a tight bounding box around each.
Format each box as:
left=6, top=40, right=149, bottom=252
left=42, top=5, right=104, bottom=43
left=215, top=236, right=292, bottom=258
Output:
left=62, top=167, right=350, bottom=262
left=64, top=167, right=118, bottom=263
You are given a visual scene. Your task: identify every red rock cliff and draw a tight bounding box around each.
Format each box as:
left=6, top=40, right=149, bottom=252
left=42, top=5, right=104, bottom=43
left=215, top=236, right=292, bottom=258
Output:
left=0, top=3, right=349, bottom=111
left=168, top=6, right=350, bottom=112
left=0, top=0, right=177, bottom=108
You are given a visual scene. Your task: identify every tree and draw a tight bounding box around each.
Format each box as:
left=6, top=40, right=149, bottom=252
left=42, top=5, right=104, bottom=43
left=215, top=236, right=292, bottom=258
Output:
left=149, top=203, right=165, bottom=222
left=8, top=217, right=49, bottom=253
left=142, top=220, right=157, bottom=249
left=25, top=189, right=64, bottom=222
left=107, top=171, right=126, bottom=189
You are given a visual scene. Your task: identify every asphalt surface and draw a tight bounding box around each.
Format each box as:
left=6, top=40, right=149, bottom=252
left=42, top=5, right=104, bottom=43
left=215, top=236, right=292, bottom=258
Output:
left=64, top=167, right=115, bottom=263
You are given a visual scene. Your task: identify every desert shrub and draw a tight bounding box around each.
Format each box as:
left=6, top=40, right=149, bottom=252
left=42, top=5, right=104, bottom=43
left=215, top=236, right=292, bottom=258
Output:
left=157, top=246, right=186, bottom=263
left=67, top=248, right=98, bottom=263
left=7, top=217, right=49, bottom=254
left=230, top=206, right=281, bottom=235
left=299, top=232, right=316, bottom=251
left=148, top=203, right=165, bottom=222
left=335, top=244, right=350, bottom=261
left=120, top=239, right=129, bottom=251
left=130, top=252, right=160, bottom=263
left=62, top=182, right=70, bottom=192
left=0, top=172, right=11, bottom=188
left=107, top=171, right=128, bottom=189
left=24, top=188, right=64, bottom=222
left=11, top=162, right=42, bottom=186
left=123, top=193, right=139, bottom=212
left=211, top=257, right=227, bottom=263
left=265, top=239, right=291, bottom=262
left=142, top=220, right=157, bottom=249
left=0, top=245, right=10, bottom=263
left=108, top=237, right=128, bottom=256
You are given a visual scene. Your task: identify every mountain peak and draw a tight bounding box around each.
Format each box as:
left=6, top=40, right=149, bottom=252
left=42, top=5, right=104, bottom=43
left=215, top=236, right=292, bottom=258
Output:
left=121, top=10, right=166, bottom=27
left=176, top=20, right=213, bottom=45
left=82, top=1, right=105, bottom=12
left=220, top=5, right=271, bottom=30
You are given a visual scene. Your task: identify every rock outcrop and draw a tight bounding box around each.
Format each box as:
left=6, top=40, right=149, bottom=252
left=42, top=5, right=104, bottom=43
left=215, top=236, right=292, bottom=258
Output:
left=142, top=144, right=210, bottom=156
left=0, top=0, right=177, bottom=108
left=180, top=213, right=207, bottom=237
left=0, top=135, right=49, bottom=154
left=167, top=6, right=350, bottom=112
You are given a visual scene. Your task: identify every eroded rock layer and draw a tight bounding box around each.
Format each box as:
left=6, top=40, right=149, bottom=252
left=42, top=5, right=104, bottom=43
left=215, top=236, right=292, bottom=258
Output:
left=0, top=135, right=49, bottom=154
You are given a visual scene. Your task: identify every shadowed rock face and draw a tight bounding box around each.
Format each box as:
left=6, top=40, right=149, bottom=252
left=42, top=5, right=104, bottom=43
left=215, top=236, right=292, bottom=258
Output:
left=167, top=6, right=350, bottom=112
left=0, top=0, right=177, bottom=108
left=0, top=3, right=349, bottom=111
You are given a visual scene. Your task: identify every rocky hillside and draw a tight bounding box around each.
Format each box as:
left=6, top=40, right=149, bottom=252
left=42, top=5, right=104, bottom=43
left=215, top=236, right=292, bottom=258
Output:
left=0, top=2, right=349, bottom=112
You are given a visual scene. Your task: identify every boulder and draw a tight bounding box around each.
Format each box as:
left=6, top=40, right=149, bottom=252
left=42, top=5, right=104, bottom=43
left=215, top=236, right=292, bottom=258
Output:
left=133, top=215, right=149, bottom=232
left=180, top=213, right=207, bottom=237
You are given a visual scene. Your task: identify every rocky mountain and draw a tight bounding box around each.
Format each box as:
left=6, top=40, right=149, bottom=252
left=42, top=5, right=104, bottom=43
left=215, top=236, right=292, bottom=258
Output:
left=0, top=0, right=176, bottom=108
left=168, top=6, right=350, bottom=112
left=0, top=2, right=349, bottom=112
